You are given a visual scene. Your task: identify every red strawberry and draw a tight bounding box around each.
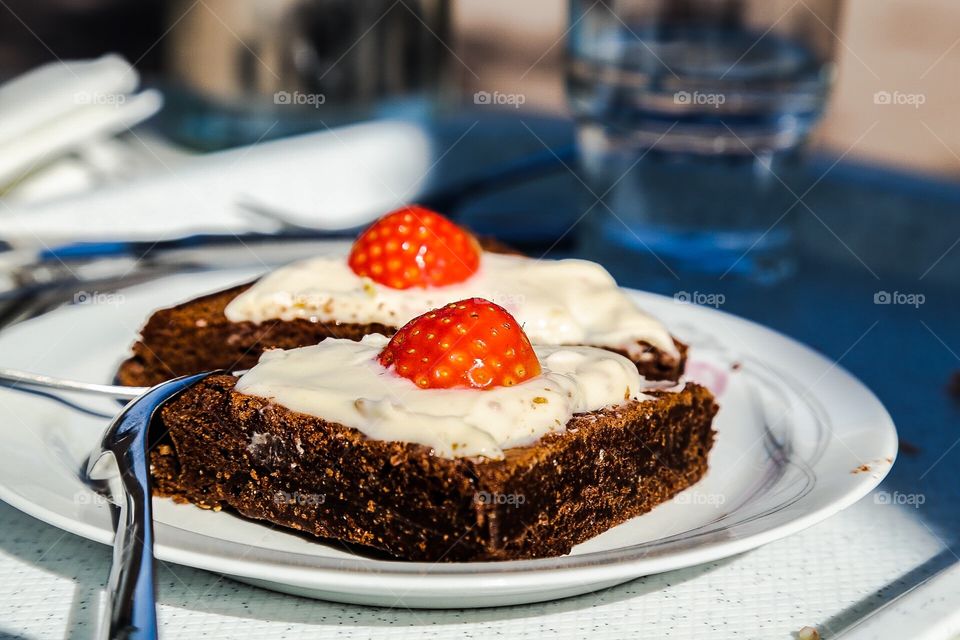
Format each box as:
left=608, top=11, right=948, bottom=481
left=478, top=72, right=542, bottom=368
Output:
left=378, top=298, right=542, bottom=390
left=348, top=205, right=481, bottom=289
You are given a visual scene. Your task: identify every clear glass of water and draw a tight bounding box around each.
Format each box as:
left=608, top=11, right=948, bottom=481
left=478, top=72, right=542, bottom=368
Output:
left=567, top=0, right=842, bottom=282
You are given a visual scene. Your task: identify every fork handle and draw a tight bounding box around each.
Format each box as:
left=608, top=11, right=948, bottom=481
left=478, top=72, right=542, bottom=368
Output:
left=99, top=371, right=220, bottom=640
left=106, top=459, right=157, bottom=640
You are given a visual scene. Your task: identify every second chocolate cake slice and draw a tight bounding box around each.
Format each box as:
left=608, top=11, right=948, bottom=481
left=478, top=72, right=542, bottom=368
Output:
left=119, top=208, right=688, bottom=387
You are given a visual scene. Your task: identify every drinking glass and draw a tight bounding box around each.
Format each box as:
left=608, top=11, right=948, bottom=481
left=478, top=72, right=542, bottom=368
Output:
left=567, top=0, right=842, bottom=282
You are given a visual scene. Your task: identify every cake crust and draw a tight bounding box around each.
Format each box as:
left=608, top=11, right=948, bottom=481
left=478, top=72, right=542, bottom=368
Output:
left=151, top=375, right=717, bottom=562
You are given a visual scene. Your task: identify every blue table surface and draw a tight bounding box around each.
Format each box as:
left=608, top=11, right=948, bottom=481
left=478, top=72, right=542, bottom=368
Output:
left=429, top=112, right=960, bottom=552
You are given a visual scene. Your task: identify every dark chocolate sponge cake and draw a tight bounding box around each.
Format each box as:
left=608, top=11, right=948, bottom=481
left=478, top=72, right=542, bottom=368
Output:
left=151, top=375, right=717, bottom=562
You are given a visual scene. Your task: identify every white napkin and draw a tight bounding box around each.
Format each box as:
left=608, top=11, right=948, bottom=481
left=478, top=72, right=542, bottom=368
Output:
left=0, top=119, right=433, bottom=244
left=0, top=55, right=162, bottom=187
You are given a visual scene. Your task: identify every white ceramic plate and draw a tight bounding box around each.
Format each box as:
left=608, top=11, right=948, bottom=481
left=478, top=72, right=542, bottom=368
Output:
left=0, top=265, right=897, bottom=608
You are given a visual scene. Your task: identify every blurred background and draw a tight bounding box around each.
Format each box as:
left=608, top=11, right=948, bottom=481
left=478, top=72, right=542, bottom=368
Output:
left=0, top=0, right=956, bottom=174
left=457, top=0, right=960, bottom=179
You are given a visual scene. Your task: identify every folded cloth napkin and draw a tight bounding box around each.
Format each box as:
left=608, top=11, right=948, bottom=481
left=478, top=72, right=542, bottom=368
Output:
left=0, top=55, right=162, bottom=190
left=0, top=119, right=433, bottom=245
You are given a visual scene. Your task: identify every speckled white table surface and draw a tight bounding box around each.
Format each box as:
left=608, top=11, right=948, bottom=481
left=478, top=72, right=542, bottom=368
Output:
left=0, top=494, right=954, bottom=640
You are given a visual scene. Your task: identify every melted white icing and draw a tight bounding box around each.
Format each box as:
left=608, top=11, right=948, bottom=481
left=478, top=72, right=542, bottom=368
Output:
left=224, top=251, right=678, bottom=360
left=234, top=334, right=653, bottom=459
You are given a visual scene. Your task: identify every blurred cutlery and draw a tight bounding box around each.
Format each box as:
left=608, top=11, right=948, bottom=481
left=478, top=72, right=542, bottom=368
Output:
left=0, top=367, right=148, bottom=400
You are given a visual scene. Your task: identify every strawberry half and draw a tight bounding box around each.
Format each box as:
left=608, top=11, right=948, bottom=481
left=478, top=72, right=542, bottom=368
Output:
left=348, top=205, right=481, bottom=289
left=378, top=298, right=542, bottom=390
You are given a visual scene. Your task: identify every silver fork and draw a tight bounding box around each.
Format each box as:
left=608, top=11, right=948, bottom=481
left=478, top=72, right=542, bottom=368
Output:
left=85, top=371, right=222, bottom=640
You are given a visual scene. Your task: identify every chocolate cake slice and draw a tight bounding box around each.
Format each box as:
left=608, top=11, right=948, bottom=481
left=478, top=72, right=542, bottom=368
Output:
left=118, top=281, right=688, bottom=388
left=151, top=375, right=717, bottom=562
left=120, top=208, right=689, bottom=387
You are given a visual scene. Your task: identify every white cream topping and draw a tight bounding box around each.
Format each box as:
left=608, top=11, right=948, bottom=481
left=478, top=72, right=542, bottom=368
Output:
left=224, top=251, right=678, bottom=360
left=234, top=334, right=653, bottom=459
